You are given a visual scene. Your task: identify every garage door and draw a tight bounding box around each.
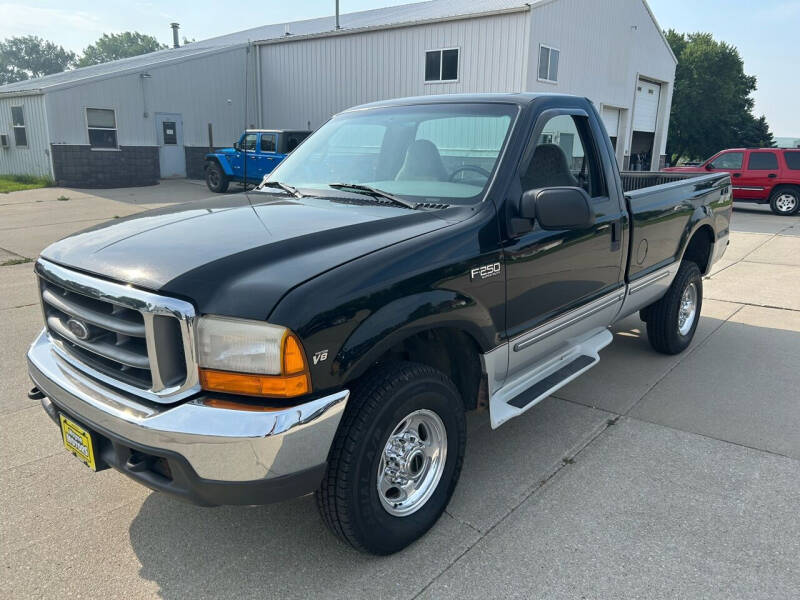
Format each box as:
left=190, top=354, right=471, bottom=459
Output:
left=632, top=80, right=661, bottom=133
left=601, top=106, right=620, bottom=138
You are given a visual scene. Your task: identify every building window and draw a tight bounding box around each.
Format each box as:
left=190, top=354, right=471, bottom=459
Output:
left=86, top=108, right=118, bottom=149
left=11, top=106, right=27, bottom=147
left=425, top=48, right=458, bottom=82
left=538, top=45, right=560, bottom=83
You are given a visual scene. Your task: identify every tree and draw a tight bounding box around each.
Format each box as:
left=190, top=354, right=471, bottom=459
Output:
left=665, top=30, right=774, bottom=162
left=0, top=36, right=75, bottom=84
left=77, top=32, right=167, bottom=67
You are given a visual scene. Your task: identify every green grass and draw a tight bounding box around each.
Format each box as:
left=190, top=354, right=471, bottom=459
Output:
left=0, top=257, right=33, bottom=267
left=0, top=174, right=54, bottom=194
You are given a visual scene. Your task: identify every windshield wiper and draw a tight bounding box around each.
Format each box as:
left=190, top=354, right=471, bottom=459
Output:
left=328, top=183, right=418, bottom=210
left=259, top=180, right=303, bottom=198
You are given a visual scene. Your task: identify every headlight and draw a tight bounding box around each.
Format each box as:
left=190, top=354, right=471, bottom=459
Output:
left=197, top=316, right=311, bottom=398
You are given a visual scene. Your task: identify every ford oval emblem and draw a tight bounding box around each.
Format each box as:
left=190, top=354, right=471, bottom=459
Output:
left=66, top=318, right=90, bottom=340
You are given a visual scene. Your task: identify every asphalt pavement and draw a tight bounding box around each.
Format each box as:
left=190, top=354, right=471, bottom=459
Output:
left=1, top=184, right=798, bottom=599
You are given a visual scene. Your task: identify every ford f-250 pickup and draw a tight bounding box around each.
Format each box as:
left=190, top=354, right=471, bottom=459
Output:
left=27, top=94, right=731, bottom=555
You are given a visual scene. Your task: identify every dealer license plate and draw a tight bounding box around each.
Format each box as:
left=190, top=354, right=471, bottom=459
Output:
left=59, top=414, right=97, bottom=471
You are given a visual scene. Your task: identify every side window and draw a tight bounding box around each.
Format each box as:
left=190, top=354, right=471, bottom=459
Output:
left=747, top=152, right=778, bottom=170
left=11, top=106, right=27, bottom=147
left=538, top=45, right=560, bottom=83
left=260, top=134, right=276, bottom=153
left=86, top=108, right=117, bottom=149
left=285, top=132, right=309, bottom=152
left=709, top=152, right=743, bottom=170
left=241, top=133, right=257, bottom=152
left=521, top=114, right=606, bottom=198
left=785, top=151, right=800, bottom=170
left=424, top=49, right=459, bottom=82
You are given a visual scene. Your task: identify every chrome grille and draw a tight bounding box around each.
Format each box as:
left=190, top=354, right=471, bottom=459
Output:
left=36, top=259, right=199, bottom=403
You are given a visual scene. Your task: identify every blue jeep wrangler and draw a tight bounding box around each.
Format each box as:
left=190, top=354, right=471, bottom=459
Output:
left=205, top=129, right=310, bottom=192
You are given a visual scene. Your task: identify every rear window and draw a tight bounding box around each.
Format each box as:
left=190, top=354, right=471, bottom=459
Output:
left=785, top=151, right=800, bottom=170
left=748, top=152, right=778, bottom=170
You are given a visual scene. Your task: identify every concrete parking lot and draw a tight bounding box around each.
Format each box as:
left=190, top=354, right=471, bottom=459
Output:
left=2, top=183, right=799, bottom=599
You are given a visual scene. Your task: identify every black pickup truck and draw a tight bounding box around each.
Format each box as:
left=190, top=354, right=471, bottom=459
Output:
left=27, top=93, right=731, bottom=555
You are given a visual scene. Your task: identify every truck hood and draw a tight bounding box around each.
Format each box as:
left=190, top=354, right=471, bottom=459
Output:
left=41, top=193, right=455, bottom=319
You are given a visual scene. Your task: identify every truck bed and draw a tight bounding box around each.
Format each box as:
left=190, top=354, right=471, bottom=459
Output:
left=623, top=172, right=732, bottom=280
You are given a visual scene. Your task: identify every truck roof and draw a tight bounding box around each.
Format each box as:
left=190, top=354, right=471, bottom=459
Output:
left=343, top=92, right=585, bottom=113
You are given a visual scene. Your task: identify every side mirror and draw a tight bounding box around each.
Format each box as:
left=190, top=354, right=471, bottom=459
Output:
left=520, top=187, right=595, bottom=230
left=705, top=163, right=714, bottom=171
left=233, top=141, right=241, bottom=151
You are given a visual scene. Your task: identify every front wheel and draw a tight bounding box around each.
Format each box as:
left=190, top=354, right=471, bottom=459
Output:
left=317, top=362, right=466, bottom=555
left=769, top=188, right=800, bottom=216
left=644, top=260, right=703, bottom=355
left=205, top=162, right=229, bottom=193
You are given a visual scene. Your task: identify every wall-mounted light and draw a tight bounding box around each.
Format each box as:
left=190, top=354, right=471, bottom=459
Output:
left=140, top=72, right=152, bottom=79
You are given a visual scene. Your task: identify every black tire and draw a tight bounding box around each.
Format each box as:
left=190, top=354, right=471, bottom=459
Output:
left=316, top=361, right=466, bottom=555
left=769, top=187, right=800, bottom=216
left=644, top=261, right=703, bottom=355
left=205, top=162, right=229, bottom=193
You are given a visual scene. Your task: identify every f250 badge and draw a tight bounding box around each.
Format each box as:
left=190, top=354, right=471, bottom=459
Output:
left=470, top=262, right=501, bottom=281
left=313, top=350, right=329, bottom=365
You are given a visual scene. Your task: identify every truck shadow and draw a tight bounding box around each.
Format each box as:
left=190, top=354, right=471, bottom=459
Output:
left=128, top=307, right=800, bottom=599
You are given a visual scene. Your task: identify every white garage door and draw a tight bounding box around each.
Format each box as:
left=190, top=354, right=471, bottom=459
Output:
left=601, top=106, right=620, bottom=138
left=632, top=79, right=661, bottom=132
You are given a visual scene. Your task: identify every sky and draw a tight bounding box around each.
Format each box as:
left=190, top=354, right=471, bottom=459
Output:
left=1, top=0, right=797, bottom=135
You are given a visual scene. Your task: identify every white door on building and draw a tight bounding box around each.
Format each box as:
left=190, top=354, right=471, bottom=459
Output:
left=632, top=80, right=661, bottom=133
left=601, top=106, right=621, bottom=139
left=156, top=113, right=186, bottom=178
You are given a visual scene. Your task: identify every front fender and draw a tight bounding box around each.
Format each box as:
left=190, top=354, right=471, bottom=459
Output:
left=338, top=289, right=495, bottom=382
left=206, top=154, right=234, bottom=177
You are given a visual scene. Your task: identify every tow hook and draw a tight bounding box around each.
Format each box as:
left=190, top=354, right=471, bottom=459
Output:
left=28, top=386, right=45, bottom=400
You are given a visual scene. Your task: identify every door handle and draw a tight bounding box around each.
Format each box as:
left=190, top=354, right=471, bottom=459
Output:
left=768, top=173, right=777, bottom=178
left=610, top=219, right=622, bottom=251
left=249, top=156, right=258, bottom=160
left=733, top=173, right=741, bottom=178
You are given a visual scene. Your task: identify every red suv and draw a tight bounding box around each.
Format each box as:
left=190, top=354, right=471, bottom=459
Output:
left=664, top=148, right=800, bottom=215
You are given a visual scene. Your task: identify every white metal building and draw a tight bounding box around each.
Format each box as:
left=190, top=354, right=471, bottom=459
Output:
left=0, top=0, right=676, bottom=186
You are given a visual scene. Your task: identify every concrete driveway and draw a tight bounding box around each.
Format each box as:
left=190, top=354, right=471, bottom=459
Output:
left=2, top=185, right=799, bottom=599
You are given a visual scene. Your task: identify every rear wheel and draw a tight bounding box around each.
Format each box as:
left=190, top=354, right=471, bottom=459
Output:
left=317, top=361, right=466, bottom=555
left=205, top=162, right=229, bottom=193
left=644, top=261, right=703, bottom=355
left=769, top=187, right=799, bottom=216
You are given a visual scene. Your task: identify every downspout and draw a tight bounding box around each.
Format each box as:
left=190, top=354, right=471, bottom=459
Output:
left=42, top=94, right=56, bottom=181
left=255, top=43, right=263, bottom=128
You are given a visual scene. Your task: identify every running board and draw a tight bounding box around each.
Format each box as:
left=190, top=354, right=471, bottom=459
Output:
left=507, top=355, right=596, bottom=408
left=489, top=328, right=612, bottom=428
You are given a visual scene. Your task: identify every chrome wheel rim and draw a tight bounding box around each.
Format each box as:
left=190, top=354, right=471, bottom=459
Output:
left=377, top=409, right=447, bottom=517
left=776, top=193, right=797, bottom=213
left=678, top=281, right=698, bottom=336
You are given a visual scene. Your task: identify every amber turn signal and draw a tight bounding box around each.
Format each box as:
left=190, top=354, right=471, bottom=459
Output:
left=199, top=369, right=310, bottom=398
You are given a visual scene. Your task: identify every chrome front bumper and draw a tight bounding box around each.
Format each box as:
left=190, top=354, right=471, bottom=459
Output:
left=28, top=330, right=348, bottom=493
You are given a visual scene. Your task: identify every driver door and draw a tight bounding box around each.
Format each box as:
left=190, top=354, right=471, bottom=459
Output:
left=503, top=110, right=626, bottom=380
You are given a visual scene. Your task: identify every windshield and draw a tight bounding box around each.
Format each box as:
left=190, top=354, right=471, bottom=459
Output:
left=266, top=103, right=518, bottom=205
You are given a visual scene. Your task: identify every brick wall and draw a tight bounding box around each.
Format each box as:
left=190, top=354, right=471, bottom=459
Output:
left=184, top=146, right=221, bottom=180
left=51, top=145, right=159, bottom=188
